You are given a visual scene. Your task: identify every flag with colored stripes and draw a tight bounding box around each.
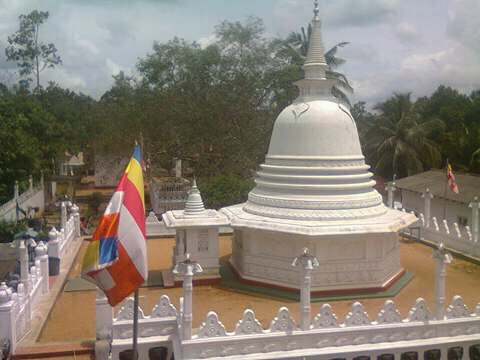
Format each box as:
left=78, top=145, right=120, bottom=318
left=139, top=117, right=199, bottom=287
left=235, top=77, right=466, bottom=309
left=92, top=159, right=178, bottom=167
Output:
left=81, top=145, right=147, bottom=306
left=447, top=163, right=459, bottom=194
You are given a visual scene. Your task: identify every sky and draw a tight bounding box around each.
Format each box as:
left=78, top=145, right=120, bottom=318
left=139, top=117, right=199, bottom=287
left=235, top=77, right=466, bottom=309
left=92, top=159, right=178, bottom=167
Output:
left=0, top=0, right=479, bottom=105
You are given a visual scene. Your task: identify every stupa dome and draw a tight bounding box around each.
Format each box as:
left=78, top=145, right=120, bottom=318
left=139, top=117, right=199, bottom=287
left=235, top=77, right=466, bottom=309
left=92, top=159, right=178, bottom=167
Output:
left=222, top=0, right=416, bottom=234
left=240, top=3, right=384, bottom=223
left=220, top=1, right=417, bottom=293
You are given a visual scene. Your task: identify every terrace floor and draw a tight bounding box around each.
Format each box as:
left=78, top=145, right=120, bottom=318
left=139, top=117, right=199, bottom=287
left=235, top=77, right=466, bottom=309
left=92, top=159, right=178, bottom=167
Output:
left=34, top=235, right=480, bottom=344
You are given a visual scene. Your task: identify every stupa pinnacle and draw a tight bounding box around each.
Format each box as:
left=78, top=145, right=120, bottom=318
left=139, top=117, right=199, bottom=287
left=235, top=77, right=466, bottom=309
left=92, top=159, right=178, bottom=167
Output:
left=221, top=1, right=417, bottom=294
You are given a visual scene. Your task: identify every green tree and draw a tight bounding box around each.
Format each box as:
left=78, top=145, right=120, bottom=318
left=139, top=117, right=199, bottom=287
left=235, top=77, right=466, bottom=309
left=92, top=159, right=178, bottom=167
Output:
left=365, top=93, right=444, bottom=179
left=5, top=10, right=62, bottom=89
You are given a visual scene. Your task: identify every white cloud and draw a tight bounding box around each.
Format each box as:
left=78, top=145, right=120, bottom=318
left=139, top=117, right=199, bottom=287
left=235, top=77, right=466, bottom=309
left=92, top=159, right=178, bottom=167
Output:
left=447, top=0, right=480, bottom=52
left=394, top=22, right=420, bottom=43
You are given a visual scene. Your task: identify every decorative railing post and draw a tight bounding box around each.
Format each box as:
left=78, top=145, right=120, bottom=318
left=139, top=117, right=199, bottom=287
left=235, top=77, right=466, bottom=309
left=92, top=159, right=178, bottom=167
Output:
left=60, top=201, right=67, bottom=231
left=18, top=240, right=29, bottom=293
left=35, top=242, right=49, bottom=294
left=47, top=227, right=60, bottom=276
left=433, top=241, right=452, bottom=320
left=14, top=181, right=19, bottom=200
left=292, top=248, right=319, bottom=330
left=0, top=283, right=16, bottom=355
left=173, top=254, right=203, bottom=340
left=95, top=289, right=113, bottom=344
left=469, top=196, right=479, bottom=243
left=71, top=203, right=81, bottom=238
left=385, top=181, right=396, bottom=208
left=422, top=188, right=434, bottom=228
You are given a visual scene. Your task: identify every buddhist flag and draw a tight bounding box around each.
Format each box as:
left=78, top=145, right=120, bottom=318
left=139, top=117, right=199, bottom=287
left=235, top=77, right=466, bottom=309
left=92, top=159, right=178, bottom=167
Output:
left=82, top=145, right=147, bottom=306
left=447, top=163, right=459, bottom=194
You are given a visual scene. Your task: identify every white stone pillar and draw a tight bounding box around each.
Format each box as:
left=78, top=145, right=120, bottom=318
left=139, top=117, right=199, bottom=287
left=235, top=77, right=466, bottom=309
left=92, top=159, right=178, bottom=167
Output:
left=433, top=242, right=452, bottom=320
left=47, top=228, right=60, bottom=276
left=292, top=248, right=319, bottom=331
left=71, top=203, right=81, bottom=238
left=19, top=240, right=29, bottom=291
left=28, top=175, right=33, bottom=191
left=173, top=254, right=203, bottom=340
left=422, top=188, right=434, bottom=228
left=95, top=289, right=113, bottom=341
left=35, top=242, right=49, bottom=294
left=0, top=283, right=16, bottom=355
left=385, top=181, right=396, bottom=208
left=60, top=201, right=67, bottom=231
left=14, top=181, right=19, bottom=200
left=469, top=196, right=479, bottom=243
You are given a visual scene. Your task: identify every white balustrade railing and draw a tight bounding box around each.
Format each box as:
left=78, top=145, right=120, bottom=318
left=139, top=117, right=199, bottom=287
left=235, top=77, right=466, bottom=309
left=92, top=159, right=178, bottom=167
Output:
left=0, top=208, right=81, bottom=355
left=402, top=212, right=480, bottom=259
left=102, top=294, right=480, bottom=360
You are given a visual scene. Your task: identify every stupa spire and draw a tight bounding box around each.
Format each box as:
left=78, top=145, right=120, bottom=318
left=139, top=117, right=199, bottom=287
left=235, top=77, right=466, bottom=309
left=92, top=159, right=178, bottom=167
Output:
left=184, top=178, right=206, bottom=216
left=304, top=0, right=328, bottom=80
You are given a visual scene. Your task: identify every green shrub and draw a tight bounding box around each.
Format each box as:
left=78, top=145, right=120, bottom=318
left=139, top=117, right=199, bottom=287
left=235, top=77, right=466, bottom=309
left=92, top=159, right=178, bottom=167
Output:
left=198, top=175, right=254, bottom=209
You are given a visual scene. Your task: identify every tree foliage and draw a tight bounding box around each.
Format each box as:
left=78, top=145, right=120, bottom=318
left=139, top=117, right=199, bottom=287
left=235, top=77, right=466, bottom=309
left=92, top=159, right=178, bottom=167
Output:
left=5, top=10, right=62, bottom=89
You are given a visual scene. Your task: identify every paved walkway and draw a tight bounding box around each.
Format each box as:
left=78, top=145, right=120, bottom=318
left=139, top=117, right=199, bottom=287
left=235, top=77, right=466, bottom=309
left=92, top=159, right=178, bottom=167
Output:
left=35, top=236, right=480, bottom=343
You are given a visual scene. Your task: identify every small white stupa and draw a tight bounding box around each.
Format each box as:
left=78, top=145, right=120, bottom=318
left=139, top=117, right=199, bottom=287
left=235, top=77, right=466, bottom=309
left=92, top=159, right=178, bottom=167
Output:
left=162, top=179, right=229, bottom=281
left=221, top=2, right=417, bottom=294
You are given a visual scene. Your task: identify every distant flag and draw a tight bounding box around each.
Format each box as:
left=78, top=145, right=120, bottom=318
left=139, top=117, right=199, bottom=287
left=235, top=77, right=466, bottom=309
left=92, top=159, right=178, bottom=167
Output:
left=81, top=145, right=147, bottom=306
left=447, top=163, right=459, bottom=194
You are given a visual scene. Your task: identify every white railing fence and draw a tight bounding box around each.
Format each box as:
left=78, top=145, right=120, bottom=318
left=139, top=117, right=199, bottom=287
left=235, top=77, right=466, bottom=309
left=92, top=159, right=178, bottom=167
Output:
left=0, top=176, right=45, bottom=222
left=0, top=206, right=80, bottom=355
left=97, top=293, right=480, bottom=360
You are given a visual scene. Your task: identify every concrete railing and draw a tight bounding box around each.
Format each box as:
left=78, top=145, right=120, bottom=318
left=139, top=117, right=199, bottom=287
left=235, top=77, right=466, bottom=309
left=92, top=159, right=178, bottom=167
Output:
left=0, top=207, right=81, bottom=355
left=0, top=178, right=45, bottom=222
left=0, top=242, right=49, bottom=353
left=97, top=294, right=480, bottom=360
left=401, top=210, right=480, bottom=260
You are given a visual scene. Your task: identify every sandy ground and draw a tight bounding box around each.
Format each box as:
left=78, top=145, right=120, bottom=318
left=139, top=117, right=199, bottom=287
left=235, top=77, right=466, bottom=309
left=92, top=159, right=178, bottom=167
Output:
left=37, top=236, right=480, bottom=343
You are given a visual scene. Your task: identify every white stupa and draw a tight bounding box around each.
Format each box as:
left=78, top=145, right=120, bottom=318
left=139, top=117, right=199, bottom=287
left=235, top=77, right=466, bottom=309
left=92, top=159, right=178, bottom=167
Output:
left=221, top=2, right=417, bottom=294
left=163, top=179, right=229, bottom=281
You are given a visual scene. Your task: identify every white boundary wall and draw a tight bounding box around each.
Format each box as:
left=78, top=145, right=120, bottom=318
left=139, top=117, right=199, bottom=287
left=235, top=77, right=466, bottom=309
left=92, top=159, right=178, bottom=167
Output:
left=97, top=294, right=480, bottom=360
left=0, top=210, right=80, bottom=354
left=0, top=180, right=45, bottom=222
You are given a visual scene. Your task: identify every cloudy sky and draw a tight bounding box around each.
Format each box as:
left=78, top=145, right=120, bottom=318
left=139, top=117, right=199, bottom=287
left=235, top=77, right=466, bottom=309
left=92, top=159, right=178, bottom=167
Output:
left=0, top=0, right=479, bottom=105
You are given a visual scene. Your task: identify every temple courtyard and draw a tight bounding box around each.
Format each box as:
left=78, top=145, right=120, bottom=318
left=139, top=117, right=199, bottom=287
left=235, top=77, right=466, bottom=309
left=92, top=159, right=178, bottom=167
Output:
left=35, top=234, right=480, bottom=344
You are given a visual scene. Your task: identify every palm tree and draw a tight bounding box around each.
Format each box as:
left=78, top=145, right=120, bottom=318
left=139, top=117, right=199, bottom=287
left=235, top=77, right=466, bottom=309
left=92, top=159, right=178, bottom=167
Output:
left=364, top=93, right=444, bottom=180
left=286, top=25, right=352, bottom=105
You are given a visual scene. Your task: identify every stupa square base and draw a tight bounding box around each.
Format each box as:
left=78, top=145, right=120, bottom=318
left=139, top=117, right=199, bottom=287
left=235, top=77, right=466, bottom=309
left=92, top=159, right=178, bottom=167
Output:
left=230, top=228, right=403, bottom=293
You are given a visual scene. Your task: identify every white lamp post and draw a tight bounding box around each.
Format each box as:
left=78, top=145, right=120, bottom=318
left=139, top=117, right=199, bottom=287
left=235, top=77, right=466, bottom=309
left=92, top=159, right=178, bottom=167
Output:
left=292, top=248, right=319, bottom=330
left=172, top=254, right=203, bottom=340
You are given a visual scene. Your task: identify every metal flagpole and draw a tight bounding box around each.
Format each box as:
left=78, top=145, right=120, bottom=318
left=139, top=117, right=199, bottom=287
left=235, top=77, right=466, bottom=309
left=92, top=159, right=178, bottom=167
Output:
left=443, top=159, right=449, bottom=221
left=132, top=289, right=139, bottom=359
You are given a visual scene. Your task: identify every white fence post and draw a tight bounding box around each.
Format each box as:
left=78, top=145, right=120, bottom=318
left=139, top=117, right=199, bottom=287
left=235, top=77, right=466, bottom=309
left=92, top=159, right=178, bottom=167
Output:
left=421, top=188, right=433, bottom=228
left=469, top=197, right=479, bottom=243
left=47, top=227, right=60, bottom=276
left=96, top=289, right=113, bottom=341
left=71, top=203, right=81, bottom=238
left=0, top=283, right=16, bottom=355
left=35, top=242, right=49, bottom=294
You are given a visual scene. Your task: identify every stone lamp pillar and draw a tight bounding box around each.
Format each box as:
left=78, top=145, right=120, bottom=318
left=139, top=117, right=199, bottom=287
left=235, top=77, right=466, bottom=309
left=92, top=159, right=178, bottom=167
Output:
left=469, top=197, right=479, bottom=244
left=385, top=181, right=396, bottom=209
left=433, top=241, right=452, bottom=320
left=292, top=248, right=319, bottom=330
left=35, top=241, right=49, bottom=294
left=173, top=254, right=203, bottom=340
left=71, top=203, right=81, bottom=238
left=422, top=188, right=434, bottom=228
left=61, top=201, right=67, bottom=230
left=19, top=240, right=29, bottom=292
